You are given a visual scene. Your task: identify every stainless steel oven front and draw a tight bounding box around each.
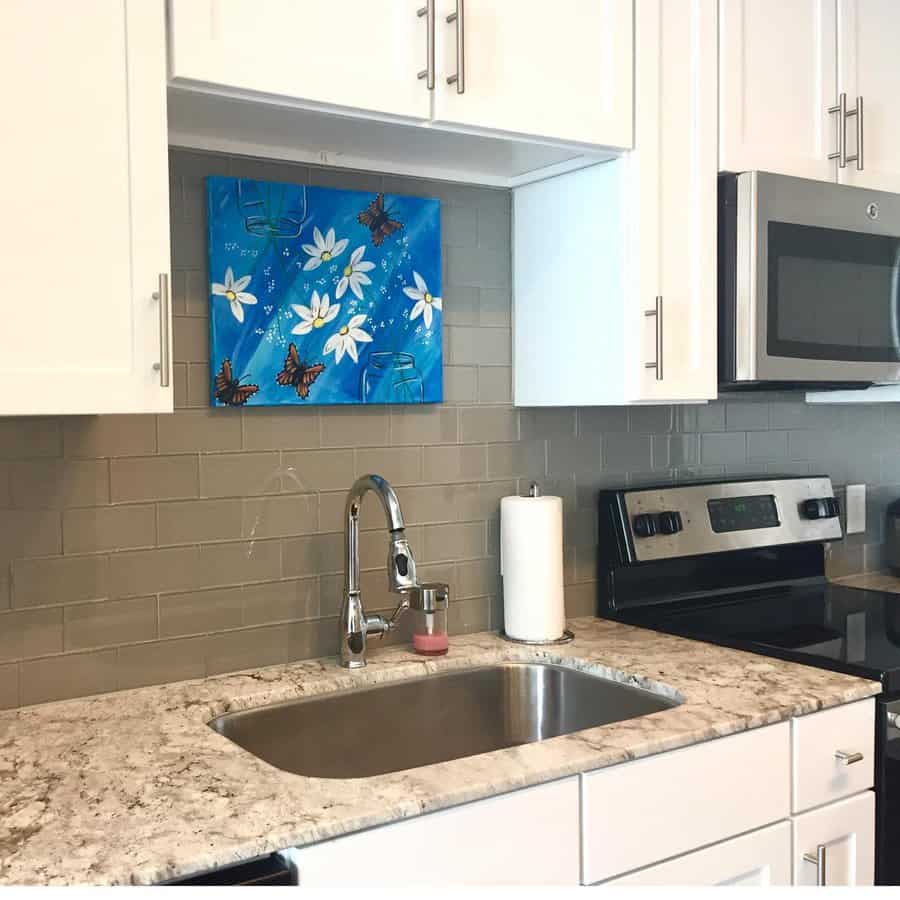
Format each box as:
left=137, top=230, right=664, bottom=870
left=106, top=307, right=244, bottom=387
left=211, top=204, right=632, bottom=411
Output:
left=721, top=171, right=900, bottom=387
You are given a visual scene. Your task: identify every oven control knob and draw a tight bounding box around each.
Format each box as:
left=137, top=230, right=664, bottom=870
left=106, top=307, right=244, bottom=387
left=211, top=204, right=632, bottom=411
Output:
left=803, top=497, right=841, bottom=520
left=658, top=511, right=683, bottom=535
left=632, top=514, right=658, bottom=538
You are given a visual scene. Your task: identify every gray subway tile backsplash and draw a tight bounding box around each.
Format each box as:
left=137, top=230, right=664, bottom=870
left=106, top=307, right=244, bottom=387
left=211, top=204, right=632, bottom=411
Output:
left=0, top=147, right=893, bottom=707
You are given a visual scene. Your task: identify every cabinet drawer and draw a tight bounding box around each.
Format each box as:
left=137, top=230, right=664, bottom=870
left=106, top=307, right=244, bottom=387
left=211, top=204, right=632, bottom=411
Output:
left=791, top=699, right=874, bottom=813
left=602, top=821, right=792, bottom=886
left=283, top=776, right=579, bottom=886
left=581, top=722, right=790, bottom=884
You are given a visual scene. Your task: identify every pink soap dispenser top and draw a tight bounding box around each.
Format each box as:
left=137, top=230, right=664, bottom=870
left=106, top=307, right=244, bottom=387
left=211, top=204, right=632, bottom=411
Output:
left=411, top=582, right=450, bottom=656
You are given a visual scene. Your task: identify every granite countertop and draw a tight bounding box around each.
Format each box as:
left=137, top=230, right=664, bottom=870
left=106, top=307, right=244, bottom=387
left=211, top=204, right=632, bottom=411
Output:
left=835, top=571, right=900, bottom=594
left=0, top=616, right=881, bottom=885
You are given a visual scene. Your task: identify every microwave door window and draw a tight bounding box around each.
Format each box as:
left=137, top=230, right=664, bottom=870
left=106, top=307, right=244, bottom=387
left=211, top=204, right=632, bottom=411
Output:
left=767, top=221, right=900, bottom=363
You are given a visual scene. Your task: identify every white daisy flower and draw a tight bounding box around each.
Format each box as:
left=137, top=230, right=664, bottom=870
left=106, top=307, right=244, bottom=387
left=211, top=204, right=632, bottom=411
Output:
left=335, top=245, right=376, bottom=300
left=290, top=291, right=340, bottom=336
left=302, top=227, right=348, bottom=271
left=211, top=267, right=258, bottom=323
left=403, top=271, right=442, bottom=329
left=324, top=314, right=373, bottom=364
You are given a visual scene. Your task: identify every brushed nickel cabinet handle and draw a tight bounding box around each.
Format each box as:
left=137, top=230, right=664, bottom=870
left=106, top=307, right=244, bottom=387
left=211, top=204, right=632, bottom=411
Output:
left=803, top=844, right=827, bottom=886
left=417, top=0, right=435, bottom=90
left=828, top=92, right=848, bottom=168
left=152, top=273, right=170, bottom=388
left=644, top=295, right=663, bottom=381
left=835, top=749, right=864, bottom=765
left=446, top=0, right=465, bottom=93
left=845, top=95, right=864, bottom=171
left=803, top=844, right=825, bottom=887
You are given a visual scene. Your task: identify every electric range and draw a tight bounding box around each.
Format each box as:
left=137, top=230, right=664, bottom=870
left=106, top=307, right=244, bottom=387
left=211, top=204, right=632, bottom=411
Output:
left=596, top=476, right=900, bottom=885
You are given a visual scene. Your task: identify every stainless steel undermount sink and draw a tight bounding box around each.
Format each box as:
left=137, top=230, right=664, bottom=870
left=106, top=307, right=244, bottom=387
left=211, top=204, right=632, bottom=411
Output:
left=209, top=663, right=680, bottom=779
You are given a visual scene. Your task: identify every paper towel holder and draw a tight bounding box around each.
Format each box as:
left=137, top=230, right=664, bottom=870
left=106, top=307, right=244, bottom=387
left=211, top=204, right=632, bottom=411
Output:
left=500, top=480, right=574, bottom=645
left=499, top=628, right=574, bottom=645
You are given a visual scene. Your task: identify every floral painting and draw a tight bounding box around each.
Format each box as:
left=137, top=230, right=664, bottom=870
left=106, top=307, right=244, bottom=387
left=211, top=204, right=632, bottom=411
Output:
left=206, top=176, right=442, bottom=407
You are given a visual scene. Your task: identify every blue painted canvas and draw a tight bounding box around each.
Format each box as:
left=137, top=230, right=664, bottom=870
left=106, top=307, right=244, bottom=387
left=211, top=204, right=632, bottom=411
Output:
left=206, top=176, right=442, bottom=407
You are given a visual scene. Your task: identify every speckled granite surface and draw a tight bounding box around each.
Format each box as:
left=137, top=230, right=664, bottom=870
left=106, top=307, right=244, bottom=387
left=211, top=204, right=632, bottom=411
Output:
left=0, top=616, right=880, bottom=885
left=835, top=571, right=900, bottom=593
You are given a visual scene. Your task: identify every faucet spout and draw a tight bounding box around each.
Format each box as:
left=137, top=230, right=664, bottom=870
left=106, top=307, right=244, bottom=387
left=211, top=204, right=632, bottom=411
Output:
left=340, top=474, right=419, bottom=668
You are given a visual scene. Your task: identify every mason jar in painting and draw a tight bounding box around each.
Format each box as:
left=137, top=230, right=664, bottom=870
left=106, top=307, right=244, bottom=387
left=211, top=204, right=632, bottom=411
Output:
left=361, top=352, right=425, bottom=404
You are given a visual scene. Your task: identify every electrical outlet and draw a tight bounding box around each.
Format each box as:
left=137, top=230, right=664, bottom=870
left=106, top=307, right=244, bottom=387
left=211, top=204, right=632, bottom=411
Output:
left=846, top=484, right=866, bottom=534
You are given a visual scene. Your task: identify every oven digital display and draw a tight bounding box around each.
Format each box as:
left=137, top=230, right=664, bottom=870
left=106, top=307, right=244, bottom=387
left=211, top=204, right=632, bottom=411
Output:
left=707, top=495, right=780, bottom=533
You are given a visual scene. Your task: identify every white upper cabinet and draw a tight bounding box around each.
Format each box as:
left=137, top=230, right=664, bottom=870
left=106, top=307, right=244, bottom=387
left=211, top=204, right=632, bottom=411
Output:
left=432, top=0, right=633, bottom=147
left=1, top=0, right=172, bottom=415
left=513, top=0, right=716, bottom=406
left=168, top=0, right=431, bottom=121
left=719, top=0, right=838, bottom=180
left=836, top=0, right=900, bottom=192
left=720, top=0, right=900, bottom=189
left=630, top=0, right=717, bottom=403
left=167, top=0, right=634, bottom=185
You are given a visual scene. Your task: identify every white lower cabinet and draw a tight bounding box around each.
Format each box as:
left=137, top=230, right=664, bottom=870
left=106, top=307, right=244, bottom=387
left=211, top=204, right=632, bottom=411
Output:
left=792, top=792, right=875, bottom=886
left=791, top=698, right=875, bottom=813
left=282, top=776, right=580, bottom=886
left=280, top=702, right=876, bottom=886
left=603, top=822, right=792, bottom=886
left=581, top=722, right=790, bottom=883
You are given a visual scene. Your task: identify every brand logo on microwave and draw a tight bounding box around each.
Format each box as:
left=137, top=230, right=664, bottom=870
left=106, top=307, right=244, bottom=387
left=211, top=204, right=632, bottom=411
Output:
left=866, top=201, right=880, bottom=220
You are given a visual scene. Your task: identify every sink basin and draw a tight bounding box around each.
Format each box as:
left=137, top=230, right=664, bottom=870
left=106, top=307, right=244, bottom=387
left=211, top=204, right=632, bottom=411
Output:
left=209, top=663, right=679, bottom=779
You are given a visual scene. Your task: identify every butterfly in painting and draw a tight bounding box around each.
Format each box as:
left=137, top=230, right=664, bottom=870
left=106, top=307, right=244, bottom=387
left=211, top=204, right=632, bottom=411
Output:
left=276, top=343, right=326, bottom=400
left=357, top=193, right=403, bottom=246
left=214, top=359, right=259, bottom=406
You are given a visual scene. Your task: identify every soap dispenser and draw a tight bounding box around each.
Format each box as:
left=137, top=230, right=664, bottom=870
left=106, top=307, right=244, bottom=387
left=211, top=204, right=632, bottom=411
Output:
left=409, top=582, right=450, bottom=655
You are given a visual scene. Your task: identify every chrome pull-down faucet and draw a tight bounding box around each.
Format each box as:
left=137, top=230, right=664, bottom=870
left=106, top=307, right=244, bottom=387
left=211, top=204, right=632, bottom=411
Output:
left=340, top=474, right=421, bottom=668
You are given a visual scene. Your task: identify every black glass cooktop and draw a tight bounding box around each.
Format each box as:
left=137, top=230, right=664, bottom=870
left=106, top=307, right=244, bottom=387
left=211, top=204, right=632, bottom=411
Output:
left=614, top=582, right=900, bottom=692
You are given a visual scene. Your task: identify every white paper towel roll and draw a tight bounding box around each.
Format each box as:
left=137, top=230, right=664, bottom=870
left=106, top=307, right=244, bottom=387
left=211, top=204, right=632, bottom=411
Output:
left=500, top=493, right=565, bottom=642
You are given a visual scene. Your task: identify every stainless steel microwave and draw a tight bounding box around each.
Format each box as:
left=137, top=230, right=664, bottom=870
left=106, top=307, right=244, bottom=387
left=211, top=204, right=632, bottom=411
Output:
left=719, top=171, right=900, bottom=389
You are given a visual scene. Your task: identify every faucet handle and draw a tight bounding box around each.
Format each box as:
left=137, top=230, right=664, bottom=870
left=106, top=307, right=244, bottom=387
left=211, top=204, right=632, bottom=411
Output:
left=387, top=533, right=418, bottom=592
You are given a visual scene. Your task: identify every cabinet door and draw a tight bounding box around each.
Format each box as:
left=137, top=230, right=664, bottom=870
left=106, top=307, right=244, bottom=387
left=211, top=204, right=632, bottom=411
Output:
left=431, top=0, right=632, bottom=148
left=836, top=0, right=900, bottom=192
left=629, top=0, right=718, bottom=403
left=604, top=821, right=792, bottom=886
left=792, top=792, right=875, bottom=886
left=283, top=777, right=580, bottom=886
left=1, top=0, right=172, bottom=415
left=719, top=0, right=838, bottom=181
left=168, top=0, right=430, bottom=121
left=582, top=722, right=791, bottom=884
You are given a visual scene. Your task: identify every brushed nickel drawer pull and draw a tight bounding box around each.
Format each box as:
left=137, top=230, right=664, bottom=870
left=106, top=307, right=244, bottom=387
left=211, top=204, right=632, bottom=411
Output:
left=835, top=749, right=864, bottom=765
